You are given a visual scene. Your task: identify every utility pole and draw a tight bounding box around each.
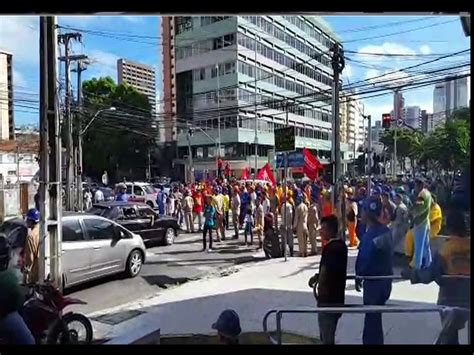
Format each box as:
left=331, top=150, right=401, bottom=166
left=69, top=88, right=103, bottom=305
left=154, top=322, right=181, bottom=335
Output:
left=39, top=16, right=62, bottom=286
left=392, top=89, right=400, bottom=180
left=282, top=100, right=290, bottom=262
left=367, top=115, right=372, bottom=195
left=72, top=58, right=88, bottom=211
left=254, top=48, right=258, bottom=180
left=331, top=43, right=345, bottom=239
left=58, top=31, right=82, bottom=211
left=215, top=64, right=221, bottom=178
left=187, top=128, right=194, bottom=184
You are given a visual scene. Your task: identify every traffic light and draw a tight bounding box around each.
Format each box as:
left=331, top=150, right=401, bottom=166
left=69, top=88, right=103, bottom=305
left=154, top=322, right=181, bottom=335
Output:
left=382, top=113, right=392, bottom=129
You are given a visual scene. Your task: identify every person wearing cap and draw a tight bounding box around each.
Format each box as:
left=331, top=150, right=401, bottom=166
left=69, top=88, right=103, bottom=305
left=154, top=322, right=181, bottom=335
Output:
left=294, top=193, right=309, bottom=257
left=355, top=196, right=393, bottom=345
left=212, top=309, right=242, bottom=344
left=410, top=178, right=432, bottom=269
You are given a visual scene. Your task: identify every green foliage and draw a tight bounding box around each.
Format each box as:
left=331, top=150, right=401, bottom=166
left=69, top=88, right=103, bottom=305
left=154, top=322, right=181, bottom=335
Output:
left=81, top=76, right=156, bottom=183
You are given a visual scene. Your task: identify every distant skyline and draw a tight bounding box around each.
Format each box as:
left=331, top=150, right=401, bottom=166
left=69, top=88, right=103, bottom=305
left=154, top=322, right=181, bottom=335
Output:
left=0, top=15, right=470, bottom=126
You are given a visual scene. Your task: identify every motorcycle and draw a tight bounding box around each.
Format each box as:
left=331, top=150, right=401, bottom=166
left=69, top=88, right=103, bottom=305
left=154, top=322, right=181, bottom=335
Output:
left=20, top=281, right=93, bottom=344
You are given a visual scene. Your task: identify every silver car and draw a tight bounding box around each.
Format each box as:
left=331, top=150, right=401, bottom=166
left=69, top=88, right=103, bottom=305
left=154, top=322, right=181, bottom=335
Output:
left=61, top=213, right=146, bottom=289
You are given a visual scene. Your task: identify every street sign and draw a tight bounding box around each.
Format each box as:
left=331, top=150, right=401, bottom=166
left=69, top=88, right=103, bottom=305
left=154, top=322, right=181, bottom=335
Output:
left=274, top=126, right=295, bottom=152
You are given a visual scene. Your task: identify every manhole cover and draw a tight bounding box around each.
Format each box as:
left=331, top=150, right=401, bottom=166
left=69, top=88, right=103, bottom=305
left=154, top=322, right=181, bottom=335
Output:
left=92, top=310, right=145, bottom=325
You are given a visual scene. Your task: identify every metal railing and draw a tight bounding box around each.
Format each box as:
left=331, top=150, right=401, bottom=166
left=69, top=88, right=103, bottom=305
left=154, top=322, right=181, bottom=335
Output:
left=264, top=274, right=470, bottom=345
left=263, top=305, right=470, bottom=345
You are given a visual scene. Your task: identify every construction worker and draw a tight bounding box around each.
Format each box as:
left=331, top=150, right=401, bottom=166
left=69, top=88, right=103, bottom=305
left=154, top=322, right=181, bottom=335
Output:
left=346, top=187, right=359, bottom=248
left=280, top=192, right=294, bottom=257
left=23, top=208, right=40, bottom=285
left=294, top=193, right=309, bottom=257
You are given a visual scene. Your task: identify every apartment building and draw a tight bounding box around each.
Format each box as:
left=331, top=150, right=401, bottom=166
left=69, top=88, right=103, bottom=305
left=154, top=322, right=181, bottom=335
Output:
left=164, top=16, right=349, bottom=177
left=117, top=58, right=156, bottom=115
left=0, top=51, right=15, bottom=141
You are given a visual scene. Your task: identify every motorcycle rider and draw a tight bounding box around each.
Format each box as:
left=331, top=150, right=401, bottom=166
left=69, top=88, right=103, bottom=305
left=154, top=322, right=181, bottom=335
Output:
left=23, top=208, right=40, bottom=285
left=0, top=234, right=35, bottom=344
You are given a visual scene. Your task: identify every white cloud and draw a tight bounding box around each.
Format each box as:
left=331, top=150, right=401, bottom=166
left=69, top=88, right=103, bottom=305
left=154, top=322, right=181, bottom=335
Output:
left=0, top=16, right=39, bottom=65
left=419, top=44, right=431, bottom=55
left=342, top=63, right=353, bottom=83
left=357, top=42, right=416, bottom=63
left=364, top=102, right=393, bottom=122
left=12, top=69, right=26, bottom=87
left=87, top=49, right=120, bottom=79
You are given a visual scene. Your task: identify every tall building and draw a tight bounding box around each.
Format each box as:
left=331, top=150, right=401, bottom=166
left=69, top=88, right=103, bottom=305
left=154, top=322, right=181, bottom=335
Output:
left=164, top=16, right=348, bottom=177
left=402, top=105, right=421, bottom=129
left=393, top=90, right=404, bottom=121
left=161, top=16, right=177, bottom=144
left=432, top=76, right=469, bottom=127
left=0, top=51, right=14, bottom=141
left=421, top=110, right=434, bottom=133
left=117, top=58, right=156, bottom=114
left=340, top=94, right=365, bottom=153
left=371, top=120, right=383, bottom=143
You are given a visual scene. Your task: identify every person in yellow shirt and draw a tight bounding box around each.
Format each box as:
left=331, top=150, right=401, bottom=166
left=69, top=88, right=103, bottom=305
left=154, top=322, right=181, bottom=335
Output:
left=223, top=187, right=231, bottom=230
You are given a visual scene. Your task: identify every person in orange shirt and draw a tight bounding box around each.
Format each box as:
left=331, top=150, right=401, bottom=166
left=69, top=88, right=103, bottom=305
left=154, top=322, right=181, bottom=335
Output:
left=320, top=191, right=333, bottom=250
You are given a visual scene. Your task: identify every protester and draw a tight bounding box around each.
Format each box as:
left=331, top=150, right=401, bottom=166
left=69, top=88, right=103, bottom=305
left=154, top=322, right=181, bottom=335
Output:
left=212, top=310, right=242, bottom=345
left=392, top=193, right=410, bottom=258
left=254, top=198, right=264, bottom=250
left=308, top=214, right=348, bottom=345
left=401, top=207, right=470, bottom=344
left=355, top=196, right=393, bottom=345
left=223, top=187, right=230, bottom=231
left=214, top=187, right=226, bottom=242
left=183, top=190, right=195, bottom=233
left=307, top=194, right=320, bottom=255
left=345, top=188, right=359, bottom=248
left=115, top=183, right=129, bottom=202
left=280, top=193, right=294, bottom=257
left=243, top=205, right=254, bottom=247
left=202, top=195, right=216, bottom=252
left=411, top=178, right=433, bottom=269
left=231, top=187, right=241, bottom=240
left=263, top=212, right=280, bottom=258
left=193, top=187, right=204, bottom=232
left=294, top=192, right=309, bottom=257
left=94, top=187, right=104, bottom=203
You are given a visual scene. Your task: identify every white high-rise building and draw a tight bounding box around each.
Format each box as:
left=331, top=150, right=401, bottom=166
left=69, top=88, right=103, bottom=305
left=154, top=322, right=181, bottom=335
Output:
left=432, top=76, right=468, bottom=127
left=0, top=51, right=15, bottom=141
left=402, top=106, right=421, bottom=129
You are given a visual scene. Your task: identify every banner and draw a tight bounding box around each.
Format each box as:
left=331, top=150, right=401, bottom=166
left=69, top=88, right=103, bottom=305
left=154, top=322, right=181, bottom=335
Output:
left=303, top=148, right=323, bottom=181
left=241, top=167, right=250, bottom=180
left=256, top=163, right=276, bottom=186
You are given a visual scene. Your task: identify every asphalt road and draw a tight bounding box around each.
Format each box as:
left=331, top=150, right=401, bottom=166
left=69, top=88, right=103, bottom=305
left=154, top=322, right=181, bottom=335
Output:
left=67, top=228, right=268, bottom=315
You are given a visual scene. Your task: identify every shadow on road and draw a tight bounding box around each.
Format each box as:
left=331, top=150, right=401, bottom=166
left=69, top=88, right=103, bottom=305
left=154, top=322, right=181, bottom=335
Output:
left=142, top=275, right=193, bottom=289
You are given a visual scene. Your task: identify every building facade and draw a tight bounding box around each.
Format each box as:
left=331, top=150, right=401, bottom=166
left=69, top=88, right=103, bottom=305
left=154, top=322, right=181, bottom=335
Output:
left=432, top=76, right=469, bottom=127
left=402, top=105, right=421, bottom=129
left=117, top=58, right=157, bottom=114
left=421, top=110, right=434, bottom=133
left=0, top=51, right=15, bottom=141
left=164, top=16, right=349, bottom=177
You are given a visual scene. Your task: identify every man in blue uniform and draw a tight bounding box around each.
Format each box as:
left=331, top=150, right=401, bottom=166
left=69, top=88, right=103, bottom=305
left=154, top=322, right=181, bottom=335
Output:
left=355, top=196, right=393, bottom=344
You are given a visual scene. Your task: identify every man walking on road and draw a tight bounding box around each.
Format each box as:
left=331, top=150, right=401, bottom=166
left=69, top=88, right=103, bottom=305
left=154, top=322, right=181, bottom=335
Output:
left=307, top=194, right=319, bottom=256
left=183, top=190, right=195, bottom=233
left=214, top=187, right=226, bottom=241
left=308, top=214, right=347, bottom=344
left=231, top=187, right=241, bottom=239
left=23, top=208, right=40, bottom=285
left=280, top=193, right=294, bottom=257
left=294, top=193, right=309, bottom=257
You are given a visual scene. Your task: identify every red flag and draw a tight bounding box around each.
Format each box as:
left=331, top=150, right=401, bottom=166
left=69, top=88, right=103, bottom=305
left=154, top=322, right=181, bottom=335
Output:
left=303, top=148, right=322, bottom=181
left=241, top=167, right=250, bottom=180
left=256, top=163, right=276, bottom=186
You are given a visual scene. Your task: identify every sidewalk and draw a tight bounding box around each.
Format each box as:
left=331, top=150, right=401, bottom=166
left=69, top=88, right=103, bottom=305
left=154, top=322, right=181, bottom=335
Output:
left=88, top=250, right=468, bottom=345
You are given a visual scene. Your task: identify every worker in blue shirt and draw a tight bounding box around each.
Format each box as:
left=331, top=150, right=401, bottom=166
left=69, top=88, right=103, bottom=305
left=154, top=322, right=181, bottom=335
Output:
left=355, top=196, right=394, bottom=345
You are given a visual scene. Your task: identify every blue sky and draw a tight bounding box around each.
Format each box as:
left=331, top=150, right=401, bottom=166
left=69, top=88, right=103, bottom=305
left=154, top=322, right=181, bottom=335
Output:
left=0, top=15, right=470, bottom=126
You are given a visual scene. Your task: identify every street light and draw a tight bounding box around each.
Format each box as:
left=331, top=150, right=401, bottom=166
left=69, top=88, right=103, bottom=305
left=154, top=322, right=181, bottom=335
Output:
left=77, top=106, right=116, bottom=211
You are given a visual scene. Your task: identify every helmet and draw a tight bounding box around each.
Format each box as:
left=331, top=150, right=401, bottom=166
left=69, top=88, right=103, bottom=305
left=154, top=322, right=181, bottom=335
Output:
left=26, top=208, right=40, bottom=223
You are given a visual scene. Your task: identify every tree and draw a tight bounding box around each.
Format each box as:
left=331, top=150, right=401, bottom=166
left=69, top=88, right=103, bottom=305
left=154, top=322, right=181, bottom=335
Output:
left=81, top=76, right=157, bottom=183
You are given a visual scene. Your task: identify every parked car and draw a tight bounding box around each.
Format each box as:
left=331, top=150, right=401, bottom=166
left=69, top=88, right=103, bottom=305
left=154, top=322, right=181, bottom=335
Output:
left=120, top=182, right=158, bottom=208
left=0, top=215, right=146, bottom=290
left=88, top=201, right=180, bottom=247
